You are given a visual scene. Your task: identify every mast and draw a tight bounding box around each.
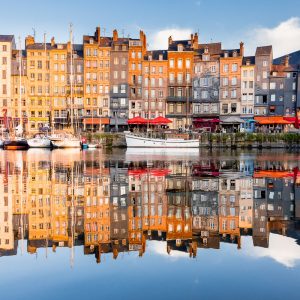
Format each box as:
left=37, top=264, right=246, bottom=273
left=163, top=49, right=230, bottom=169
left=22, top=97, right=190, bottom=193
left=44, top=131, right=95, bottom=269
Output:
left=69, top=24, right=74, bottom=133
left=18, top=36, right=23, bottom=136
left=44, top=32, right=48, bottom=134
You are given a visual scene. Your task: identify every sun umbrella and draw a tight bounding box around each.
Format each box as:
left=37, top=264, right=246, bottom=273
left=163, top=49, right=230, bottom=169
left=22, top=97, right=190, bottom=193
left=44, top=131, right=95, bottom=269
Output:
left=127, top=116, right=148, bottom=124
left=149, top=116, right=172, bottom=125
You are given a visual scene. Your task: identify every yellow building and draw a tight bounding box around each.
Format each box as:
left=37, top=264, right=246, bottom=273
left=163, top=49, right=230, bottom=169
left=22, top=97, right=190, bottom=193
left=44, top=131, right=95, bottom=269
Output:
left=25, top=35, right=51, bottom=134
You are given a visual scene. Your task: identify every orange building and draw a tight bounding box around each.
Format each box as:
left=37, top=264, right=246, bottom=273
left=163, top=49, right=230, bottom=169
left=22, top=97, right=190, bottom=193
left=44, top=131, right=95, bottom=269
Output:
left=166, top=34, right=197, bottom=129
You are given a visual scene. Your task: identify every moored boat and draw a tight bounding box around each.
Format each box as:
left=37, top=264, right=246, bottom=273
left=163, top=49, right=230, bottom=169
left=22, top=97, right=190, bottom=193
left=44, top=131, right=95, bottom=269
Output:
left=27, top=134, right=52, bottom=148
left=50, top=133, right=81, bottom=148
left=3, top=138, right=29, bottom=150
left=125, top=133, right=199, bottom=148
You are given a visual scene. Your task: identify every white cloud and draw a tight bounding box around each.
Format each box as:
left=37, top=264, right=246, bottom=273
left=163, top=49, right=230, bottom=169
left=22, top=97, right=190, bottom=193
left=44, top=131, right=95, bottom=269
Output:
left=246, top=17, right=300, bottom=58
left=147, top=240, right=189, bottom=260
left=149, top=28, right=193, bottom=50
left=243, top=233, right=300, bottom=268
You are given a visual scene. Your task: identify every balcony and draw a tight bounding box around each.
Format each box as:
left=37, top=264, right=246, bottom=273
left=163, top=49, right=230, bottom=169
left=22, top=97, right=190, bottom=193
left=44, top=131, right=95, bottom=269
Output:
left=167, top=96, right=190, bottom=102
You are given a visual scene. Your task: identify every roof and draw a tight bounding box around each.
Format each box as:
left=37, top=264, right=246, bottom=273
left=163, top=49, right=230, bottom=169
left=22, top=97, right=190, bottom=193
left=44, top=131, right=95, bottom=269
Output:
left=255, top=45, right=272, bottom=56
left=26, top=43, right=54, bottom=50
left=0, top=35, right=14, bottom=42
left=220, top=48, right=241, bottom=58
left=145, top=50, right=168, bottom=60
left=168, top=39, right=193, bottom=51
left=273, top=50, right=300, bottom=66
left=197, top=42, right=222, bottom=55
left=242, top=56, right=255, bottom=65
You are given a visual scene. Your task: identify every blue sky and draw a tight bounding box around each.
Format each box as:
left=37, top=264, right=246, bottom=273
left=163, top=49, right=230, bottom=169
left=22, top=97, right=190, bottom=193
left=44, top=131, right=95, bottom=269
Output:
left=1, top=0, right=300, bottom=57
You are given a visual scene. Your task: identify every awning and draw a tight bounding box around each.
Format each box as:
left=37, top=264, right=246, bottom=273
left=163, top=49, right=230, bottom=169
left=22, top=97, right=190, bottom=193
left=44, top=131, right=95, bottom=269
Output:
left=255, top=116, right=292, bottom=125
left=128, top=116, right=148, bottom=124
left=128, top=168, right=171, bottom=177
left=220, top=116, right=244, bottom=124
left=193, top=118, right=220, bottom=123
left=149, top=116, right=172, bottom=125
left=84, top=118, right=110, bottom=125
left=254, top=170, right=294, bottom=178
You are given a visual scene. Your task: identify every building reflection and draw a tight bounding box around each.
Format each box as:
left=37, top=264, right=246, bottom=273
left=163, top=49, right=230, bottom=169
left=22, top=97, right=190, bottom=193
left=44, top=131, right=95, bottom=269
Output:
left=0, top=150, right=300, bottom=263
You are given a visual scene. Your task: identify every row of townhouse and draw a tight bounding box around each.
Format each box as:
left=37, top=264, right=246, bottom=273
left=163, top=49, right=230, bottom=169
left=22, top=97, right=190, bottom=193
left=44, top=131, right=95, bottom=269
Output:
left=0, top=28, right=300, bottom=134
left=1, top=152, right=300, bottom=258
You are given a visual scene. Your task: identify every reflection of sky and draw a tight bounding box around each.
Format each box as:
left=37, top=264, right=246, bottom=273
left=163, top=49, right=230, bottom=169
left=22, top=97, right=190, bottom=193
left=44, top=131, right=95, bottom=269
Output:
left=1, top=238, right=300, bottom=300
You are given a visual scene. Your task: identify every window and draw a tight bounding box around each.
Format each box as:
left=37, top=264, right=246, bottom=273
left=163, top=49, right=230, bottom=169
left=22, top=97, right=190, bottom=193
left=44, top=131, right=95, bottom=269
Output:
left=169, top=73, right=175, bottom=83
left=169, top=59, right=174, bottom=68
left=270, top=94, right=275, bottom=102
left=222, top=104, right=228, bottom=114
left=232, top=64, right=238, bottom=72
left=231, top=103, right=237, bottom=113
left=186, top=59, right=190, bottom=68
left=262, top=82, right=268, bottom=90
left=263, top=71, right=267, bottom=79
left=223, top=77, right=228, bottom=86
left=113, top=85, right=118, bottom=93
left=232, top=77, right=237, bottom=85
left=270, top=82, right=276, bottom=89
left=120, top=85, right=126, bottom=93
left=178, top=59, right=183, bottom=68
left=177, top=73, right=183, bottom=84
left=223, top=64, right=229, bottom=72
left=231, top=89, right=237, bottom=98
left=263, top=60, right=268, bottom=67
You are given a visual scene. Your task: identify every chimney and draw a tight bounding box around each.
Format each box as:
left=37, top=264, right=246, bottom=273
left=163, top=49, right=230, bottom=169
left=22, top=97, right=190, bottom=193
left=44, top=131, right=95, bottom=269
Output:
left=140, top=30, right=147, bottom=49
left=95, top=26, right=101, bottom=44
left=51, top=37, right=55, bottom=47
left=240, top=41, right=244, bottom=57
left=284, top=55, right=289, bottom=67
left=190, top=33, right=194, bottom=43
left=113, top=29, right=118, bottom=42
left=193, top=32, right=199, bottom=49
left=25, top=35, right=35, bottom=48
left=168, top=36, right=173, bottom=46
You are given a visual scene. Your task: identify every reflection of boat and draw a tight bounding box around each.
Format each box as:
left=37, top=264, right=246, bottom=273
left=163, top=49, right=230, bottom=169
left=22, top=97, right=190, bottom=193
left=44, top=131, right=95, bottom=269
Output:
left=125, top=147, right=200, bottom=162
left=125, top=133, right=199, bottom=148
left=28, top=134, right=52, bottom=148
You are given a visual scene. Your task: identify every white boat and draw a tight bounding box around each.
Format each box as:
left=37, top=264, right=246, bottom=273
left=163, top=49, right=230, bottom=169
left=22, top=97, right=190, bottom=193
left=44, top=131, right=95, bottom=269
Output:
left=27, top=134, right=52, bottom=148
left=50, top=133, right=81, bottom=148
left=88, top=144, right=98, bottom=148
left=125, top=133, right=199, bottom=148
left=0, top=140, right=3, bottom=148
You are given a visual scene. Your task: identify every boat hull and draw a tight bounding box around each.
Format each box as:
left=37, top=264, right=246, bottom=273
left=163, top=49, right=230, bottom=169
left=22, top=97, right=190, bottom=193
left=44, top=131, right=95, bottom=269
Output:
left=3, top=140, right=29, bottom=150
left=28, top=138, right=52, bottom=148
left=125, top=134, right=199, bottom=148
left=51, top=139, right=81, bottom=148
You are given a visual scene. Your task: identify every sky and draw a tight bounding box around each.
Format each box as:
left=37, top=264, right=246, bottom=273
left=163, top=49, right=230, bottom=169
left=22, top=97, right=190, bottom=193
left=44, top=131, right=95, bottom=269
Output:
left=1, top=0, right=300, bottom=57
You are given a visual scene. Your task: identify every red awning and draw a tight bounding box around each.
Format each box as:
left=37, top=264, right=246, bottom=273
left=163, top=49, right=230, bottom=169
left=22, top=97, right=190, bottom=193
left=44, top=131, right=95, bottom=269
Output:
left=149, top=116, right=172, bottom=125
left=128, top=168, right=171, bottom=177
left=255, top=116, right=292, bottom=125
left=84, top=118, right=110, bottom=125
left=194, top=118, right=220, bottom=123
left=128, top=116, right=148, bottom=124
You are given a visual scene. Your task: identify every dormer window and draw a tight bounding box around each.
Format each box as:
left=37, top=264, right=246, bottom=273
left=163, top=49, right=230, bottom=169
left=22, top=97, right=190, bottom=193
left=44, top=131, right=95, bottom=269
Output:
left=178, top=44, right=183, bottom=52
left=233, top=51, right=237, bottom=57
left=159, top=54, right=163, bottom=61
left=204, top=47, right=209, bottom=54
left=148, top=55, right=152, bottom=61
left=89, top=38, right=94, bottom=44
left=224, top=52, right=228, bottom=58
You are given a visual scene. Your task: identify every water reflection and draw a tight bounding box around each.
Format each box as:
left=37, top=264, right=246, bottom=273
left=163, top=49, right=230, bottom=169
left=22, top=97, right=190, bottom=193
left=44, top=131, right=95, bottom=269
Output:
left=0, top=148, right=300, bottom=267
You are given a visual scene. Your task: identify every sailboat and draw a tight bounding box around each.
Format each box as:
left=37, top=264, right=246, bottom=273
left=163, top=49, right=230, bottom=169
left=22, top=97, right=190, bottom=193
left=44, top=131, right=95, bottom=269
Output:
left=50, top=25, right=81, bottom=148
left=3, top=38, right=29, bottom=150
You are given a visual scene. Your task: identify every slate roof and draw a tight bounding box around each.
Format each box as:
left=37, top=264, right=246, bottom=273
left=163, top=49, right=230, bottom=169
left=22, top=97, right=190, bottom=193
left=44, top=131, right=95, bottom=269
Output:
left=144, top=49, right=168, bottom=60
left=255, top=45, right=272, bottom=56
left=168, top=39, right=193, bottom=51
left=273, top=50, right=300, bottom=66
left=0, top=35, right=14, bottom=42
left=242, top=56, right=255, bottom=65
left=26, top=43, right=54, bottom=50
